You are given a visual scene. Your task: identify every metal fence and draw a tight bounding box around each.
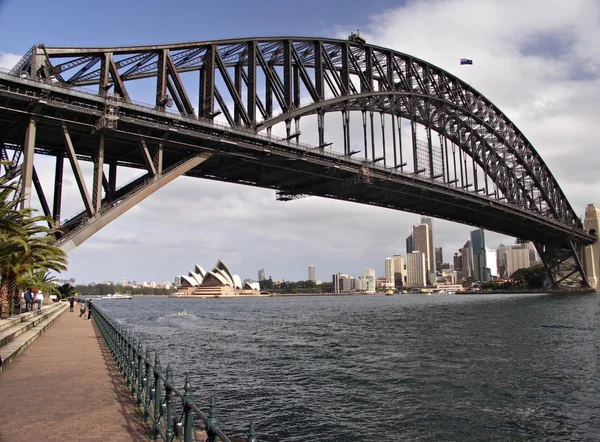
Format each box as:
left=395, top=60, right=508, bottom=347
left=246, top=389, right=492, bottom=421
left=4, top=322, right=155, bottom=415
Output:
left=92, top=302, right=259, bottom=442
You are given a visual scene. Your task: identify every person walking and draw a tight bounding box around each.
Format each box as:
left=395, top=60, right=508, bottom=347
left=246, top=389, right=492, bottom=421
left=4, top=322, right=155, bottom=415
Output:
left=79, top=301, right=86, bottom=318
left=23, top=289, right=32, bottom=312
left=68, top=296, right=75, bottom=312
left=87, top=299, right=93, bottom=320
left=35, top=290, right=44, bottom=310
left=19, top=292, right=26, bottom=314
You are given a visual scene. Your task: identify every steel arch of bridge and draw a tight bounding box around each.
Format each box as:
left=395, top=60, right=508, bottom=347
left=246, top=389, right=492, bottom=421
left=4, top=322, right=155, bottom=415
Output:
left=2, top=35, right=596, bottom=288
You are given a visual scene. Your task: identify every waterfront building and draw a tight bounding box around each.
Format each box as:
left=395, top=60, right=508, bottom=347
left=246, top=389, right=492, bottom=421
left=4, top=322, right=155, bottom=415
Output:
left=506, top=248, right=531, bottom=278
left=406, top=251, right=427, bottom=287
left=363, top=268, right=376, bottom=293
left=391, top=255, right=406, bottom=288
left=470, top=229, right=487, bottom=282
left=584, top=204, right=600, bottom=287
left=175, top=260, right=260, bottom=297
left=308, top=265, right=316, bottom=282
left=413, top=224, right=431, bottom=284
left=421, top=216, right=436, bottom=283
left=258, top=268, right=266, bottom=281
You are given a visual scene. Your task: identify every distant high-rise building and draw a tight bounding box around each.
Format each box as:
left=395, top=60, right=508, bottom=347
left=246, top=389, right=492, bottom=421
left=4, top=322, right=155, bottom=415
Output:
left=421, top=216, right=436, bottom=280
left=413, top=224, right=431, bottom=284
left=584, top=204, right=600, bottom=288
left=496, top=244, right=509, bottom=278
left=435, top=247, right=443, bottom=271
left=406, top=234, right=414, bottom=254
left=385, top=258, right=394, bottom=284
left=453, top=252, right=463, bottom=272
left=470, top=229, right=486, bottom=282
left=406, top=251, right=427, bottom=287
left=332, top=273, right=341, bottom=294
left=485, top=247, right=497, bottom=280
left=506, top=248, right=530, bottom=277
left=460, top=240, right=473, bottom=279
left=308, top=265, right=316, bottom=282
left=258, top=268, right=266, bottom=281
left=391, top=255, right=406, bottom=287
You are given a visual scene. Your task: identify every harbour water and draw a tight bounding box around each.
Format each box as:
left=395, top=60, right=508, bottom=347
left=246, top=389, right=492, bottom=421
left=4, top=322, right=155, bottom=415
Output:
left=98, top=293, right=600, bottom=441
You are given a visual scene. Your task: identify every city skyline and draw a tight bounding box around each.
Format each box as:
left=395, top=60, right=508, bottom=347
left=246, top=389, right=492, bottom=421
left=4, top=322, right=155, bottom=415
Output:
left=0, top=0, right=598, bottom=283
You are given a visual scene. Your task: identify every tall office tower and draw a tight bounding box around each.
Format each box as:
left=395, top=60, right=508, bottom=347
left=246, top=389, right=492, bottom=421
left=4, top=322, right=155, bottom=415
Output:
left=385, top=258, right=394, bottom=284
left=496, top=244, right=509, bottom=278
left=391, top=255, right=406, bottom=287
left=363, top=268, right=376, bottom=293
left=485, top=247, right=497, bottom=280
left=460, top=240, right=473, bottom=279
left=435, top=247, right=443, bottom=270
left=308, top=265, right=316, bottom=282
left=258, top=268, right=266, bottom=281
left=470, top=229, right=486, bottom=282
left=453, top=252, right=463, bottom=272
left=406, top=234, right=414, bottom=254
left=505, top=248, right=530, bottom=277
left=413, top=224, right=431, bottom=284
left=421, top=216, right=436, bottom=279
left=406, top=251, right=427, bottom=287
left=584, top=204, right=600, bottom=287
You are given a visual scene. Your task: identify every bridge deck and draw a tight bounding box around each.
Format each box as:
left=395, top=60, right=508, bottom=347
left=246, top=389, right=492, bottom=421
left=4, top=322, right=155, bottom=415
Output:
left=0, top=307, right=149, bottom=441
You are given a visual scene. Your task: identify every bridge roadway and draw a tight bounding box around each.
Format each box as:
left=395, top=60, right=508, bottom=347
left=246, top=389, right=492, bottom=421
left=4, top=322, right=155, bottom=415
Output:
left=0, top=308, right=149, bottom=441
left=0, top=71, right=593, bottom=248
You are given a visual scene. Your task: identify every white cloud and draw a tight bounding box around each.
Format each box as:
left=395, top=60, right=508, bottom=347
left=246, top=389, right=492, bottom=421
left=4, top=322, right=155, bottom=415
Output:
left=0, top=52, right=21, bottom=70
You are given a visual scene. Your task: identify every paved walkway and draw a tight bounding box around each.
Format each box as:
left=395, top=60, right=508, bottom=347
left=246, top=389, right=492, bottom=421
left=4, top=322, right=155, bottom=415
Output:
left=0, top=308, right=150, bottom=441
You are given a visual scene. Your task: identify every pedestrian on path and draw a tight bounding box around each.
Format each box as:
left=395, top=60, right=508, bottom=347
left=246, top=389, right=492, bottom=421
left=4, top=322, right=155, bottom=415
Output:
left=68, top=296, right=75, bottom=312
left=19, top=292, right=26, bottom=314
left=23, top=289, right=32, bottom=312
left=35, top=291, right=44, bottom=310
left=87, top=299, right=93, bottom=320
left=79, top=302, right=86, bottom=318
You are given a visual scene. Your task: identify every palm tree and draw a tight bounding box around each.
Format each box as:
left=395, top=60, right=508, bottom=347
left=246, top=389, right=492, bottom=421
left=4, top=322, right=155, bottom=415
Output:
left=0, top=172, right=68, bottom=316
left=56, top=282, right=77, bottom=300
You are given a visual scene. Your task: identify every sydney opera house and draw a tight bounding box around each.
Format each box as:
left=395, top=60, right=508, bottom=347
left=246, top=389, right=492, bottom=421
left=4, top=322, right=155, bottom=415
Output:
left=171, top=260, right=262, bottom=297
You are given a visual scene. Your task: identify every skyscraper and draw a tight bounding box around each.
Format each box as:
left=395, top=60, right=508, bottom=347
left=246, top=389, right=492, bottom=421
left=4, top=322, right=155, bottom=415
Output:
left=435, top=247, right=443, bottom=270
left=470, top=229, right=486, bottom=282
left=413, top=224, right=431, bottom=284
left=258, top=268, right=266, bottom=281
left=391, top=255, right=406, bottom=287
left=506, top=248, right=530, bottom=277
left=460, top=240, right=473, bottom=280
left=406, top=251, right=427, bottom=287
left=421, top=216, right=436, bottom=281
left=384, top=258, right=394, bottom=284
left=308, top=265, right=316, bottom=282
left=406, top=234, right=414, bottom=254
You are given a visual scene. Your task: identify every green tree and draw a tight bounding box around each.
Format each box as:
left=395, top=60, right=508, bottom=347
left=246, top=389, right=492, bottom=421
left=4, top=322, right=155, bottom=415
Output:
left=511, top=265, right=546, bottom=289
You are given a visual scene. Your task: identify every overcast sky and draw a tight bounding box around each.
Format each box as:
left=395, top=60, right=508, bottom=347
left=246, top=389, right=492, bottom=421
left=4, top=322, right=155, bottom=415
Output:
left=1, top=0, right=598, bottom=284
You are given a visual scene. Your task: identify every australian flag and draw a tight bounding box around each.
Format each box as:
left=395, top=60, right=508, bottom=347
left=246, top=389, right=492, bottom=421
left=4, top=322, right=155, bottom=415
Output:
left=460, top=58, right=473, bottom=65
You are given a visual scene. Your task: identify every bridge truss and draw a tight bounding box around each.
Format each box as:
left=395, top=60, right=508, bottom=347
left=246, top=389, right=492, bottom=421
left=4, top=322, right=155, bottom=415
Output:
left=0, top=35, right=595, bottom=288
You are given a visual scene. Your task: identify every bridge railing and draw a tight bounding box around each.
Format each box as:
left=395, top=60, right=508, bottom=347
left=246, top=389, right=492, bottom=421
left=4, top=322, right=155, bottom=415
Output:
left=92, top=302, right=259, bottom=442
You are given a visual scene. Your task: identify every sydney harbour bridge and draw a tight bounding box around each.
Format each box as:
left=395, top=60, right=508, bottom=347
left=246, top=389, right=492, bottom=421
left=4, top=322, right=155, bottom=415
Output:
left=0, top=34, right=595, bottom=288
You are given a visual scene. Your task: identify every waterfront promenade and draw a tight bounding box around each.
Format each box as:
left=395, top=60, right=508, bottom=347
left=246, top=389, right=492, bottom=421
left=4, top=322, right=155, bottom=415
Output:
left=0, top=308, right=150, bottom=441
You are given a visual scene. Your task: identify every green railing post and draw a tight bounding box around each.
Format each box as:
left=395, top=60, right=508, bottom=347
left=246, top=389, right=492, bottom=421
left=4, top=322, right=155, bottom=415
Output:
left=152, top=353, right=162, bottom=440
left=206, top=396, right=220, bottom=442
left=164, top=364, right=174, bottom=441
left=143, top=348, right=152, bottom=422
left=247, top=422, right=258, bottom=442
left=130, top=336, right=137, bottom=396
left=182, top=374, right=194, bottom=442
left=136, top=341, right=144, bottom=407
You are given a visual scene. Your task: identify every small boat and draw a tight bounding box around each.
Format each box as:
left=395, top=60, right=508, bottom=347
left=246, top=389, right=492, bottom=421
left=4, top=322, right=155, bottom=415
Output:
left=178, top=309, right=188, bottom=316
left=385, top=289, right=394, bottom=296
left=99, top=293, right=132, bottom=300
